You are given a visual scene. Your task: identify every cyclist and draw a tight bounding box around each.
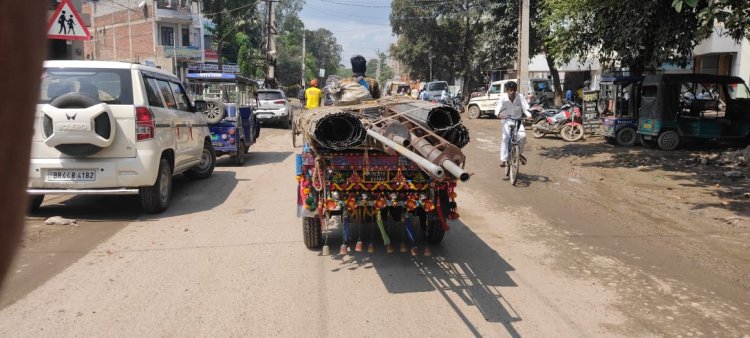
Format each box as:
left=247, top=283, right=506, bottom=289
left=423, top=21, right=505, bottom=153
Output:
left=494, top=81, right=531, bottom=167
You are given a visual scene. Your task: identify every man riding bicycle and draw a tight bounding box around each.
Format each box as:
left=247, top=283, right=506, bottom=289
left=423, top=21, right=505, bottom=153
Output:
left=494, top=81, right=531, bottom=167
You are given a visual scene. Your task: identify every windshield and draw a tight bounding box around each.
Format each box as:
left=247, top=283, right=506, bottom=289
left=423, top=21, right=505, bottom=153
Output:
left=428, top=82, right=448, bottom=92
left=728, top=82, right=750, bottom=99
left=258, top=91, right=284, bottom=100
left=39, top=68, right=133, bottom=104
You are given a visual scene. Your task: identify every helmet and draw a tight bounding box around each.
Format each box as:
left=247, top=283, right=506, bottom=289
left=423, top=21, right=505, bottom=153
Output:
left=505, top=81, right=517, bottom=90
left=310, top=79, right=318, bottom=87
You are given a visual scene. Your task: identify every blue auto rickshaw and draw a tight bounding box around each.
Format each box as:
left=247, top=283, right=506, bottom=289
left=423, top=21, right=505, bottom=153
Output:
left=599, top=76, right=644, bottom=146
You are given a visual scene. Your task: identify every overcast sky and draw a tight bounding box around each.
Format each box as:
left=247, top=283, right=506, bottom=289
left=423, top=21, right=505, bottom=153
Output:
left=299, top=0, right=395, bottom=67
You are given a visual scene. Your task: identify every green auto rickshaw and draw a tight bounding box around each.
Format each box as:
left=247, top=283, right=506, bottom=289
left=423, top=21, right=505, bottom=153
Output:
left=637, top=74, right=750, bottom=150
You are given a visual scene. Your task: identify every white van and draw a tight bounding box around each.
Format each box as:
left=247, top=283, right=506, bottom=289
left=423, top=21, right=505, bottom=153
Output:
left=28, top=60, right=216, bottom=213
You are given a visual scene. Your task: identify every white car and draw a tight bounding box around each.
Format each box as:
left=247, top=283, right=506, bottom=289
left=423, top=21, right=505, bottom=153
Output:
left=467, top=78, right=552, bottom=119
left=254, top=89, right=293, bottom=128
left=28, top=60, right=216, bottom=213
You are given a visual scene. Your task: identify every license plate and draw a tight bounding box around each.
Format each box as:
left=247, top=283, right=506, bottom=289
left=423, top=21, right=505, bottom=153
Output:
left=47, top=169, right=97, bottom=182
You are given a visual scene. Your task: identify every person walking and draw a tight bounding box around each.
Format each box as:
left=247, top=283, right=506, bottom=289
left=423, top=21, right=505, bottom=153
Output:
left=57, top=11, right=67, bottom=34
left=304, top=79, right=323, bottom=109
left=494, top=81, right=531, bottom=167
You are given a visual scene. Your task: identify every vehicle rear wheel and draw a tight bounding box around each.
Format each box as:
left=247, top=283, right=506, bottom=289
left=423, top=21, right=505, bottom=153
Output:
left=657, top=130, right=680, bottom=151
left=509, top=144, right=520, bottom=186
left=468, top=106, right=481, bottom=119
left=233, top=140, right=246, bottom=166
left=29, top=194, right=44, bottom=212
left=303, top=216, right=322, bottom=249
left=616, top=127, right=637, bottom=146
left=204, top=100, right=225, bottom=124
left=184, top=141, right=216, bottom=179
left=139, top=158, right=172, bottom=214
left=426, top=220, right=445, bottom=245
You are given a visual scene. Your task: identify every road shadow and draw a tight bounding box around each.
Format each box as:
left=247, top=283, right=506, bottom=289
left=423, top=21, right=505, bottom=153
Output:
left=29, top=171, right=240, bottom=220
left=322, top=217, right=521, bottom=337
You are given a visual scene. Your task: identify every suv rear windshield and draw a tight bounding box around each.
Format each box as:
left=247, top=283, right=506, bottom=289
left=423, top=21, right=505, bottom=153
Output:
left=427, top=82, right=448, bottom=92
left=39, top=68, right=133, bottom=105
left=258, top=91, right=284, bottom=100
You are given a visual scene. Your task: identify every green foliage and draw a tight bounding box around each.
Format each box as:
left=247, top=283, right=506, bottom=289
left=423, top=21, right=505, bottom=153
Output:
left=202, top=0, right=262, bottom=66
left=674, top=0, right=750, bottom=41
left=543, top=0, right=703, bottom=73
left=365, top=52, right=393, bottom=87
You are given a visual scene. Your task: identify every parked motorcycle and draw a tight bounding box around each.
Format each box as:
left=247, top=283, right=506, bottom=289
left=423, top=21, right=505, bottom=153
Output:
left=532, top=101, right=585, bottom=142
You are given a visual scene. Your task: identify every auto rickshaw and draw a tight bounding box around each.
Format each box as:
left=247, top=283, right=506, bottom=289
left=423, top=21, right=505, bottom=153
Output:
left=637, top=74, right=750, bottom=150
left=599, top=76, right=644, bottom=146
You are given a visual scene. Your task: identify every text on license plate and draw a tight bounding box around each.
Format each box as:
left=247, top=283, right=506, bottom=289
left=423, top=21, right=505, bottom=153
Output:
left=47, top=169, right=97, bottom=182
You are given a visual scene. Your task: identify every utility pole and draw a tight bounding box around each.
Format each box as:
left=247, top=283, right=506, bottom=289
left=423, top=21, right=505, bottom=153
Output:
left=301, top=32, right=305, bottom=87
left=375, top=50, right=381, bottom=84
left=265, top=0, right=278, bottom=88
left=518, top=0, right=530, bottom=95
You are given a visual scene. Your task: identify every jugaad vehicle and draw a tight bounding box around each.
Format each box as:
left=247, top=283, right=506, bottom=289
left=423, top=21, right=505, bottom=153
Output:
left=186, top=73, right=261, bottom=166
left=28, top=60, right=216, bottom=213
left=637, top=74, right=750, bottom=150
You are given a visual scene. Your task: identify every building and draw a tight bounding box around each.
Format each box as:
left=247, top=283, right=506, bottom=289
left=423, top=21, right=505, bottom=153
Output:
left=82, top=0, right=204, bottom=79
left=693, top=30, right=750, bottom=83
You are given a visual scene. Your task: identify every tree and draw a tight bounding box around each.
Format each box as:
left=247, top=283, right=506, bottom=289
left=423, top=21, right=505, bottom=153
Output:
left=543, top=0, right=703, bottom=74
left=366, top=52, right=393, bottom=87
left=202, top=0, right=261, bottom=68
left=673, top=0, right=750, bottom=41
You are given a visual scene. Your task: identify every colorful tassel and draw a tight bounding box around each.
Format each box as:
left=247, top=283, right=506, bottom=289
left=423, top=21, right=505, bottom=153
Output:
left=411, top=246, right=419, bottom=256
left=376, top=212, right=390, bottom=246
left=355, top=240, right=363, bottom=252
left=386, top=243, right=395, bottom=253
left=339, top=244, right=348, bottom=255
left=322, top=244, right=330, bottom=256
left=367, top=242, right=375, bottom=253
left=423, top=246, right=432, bottom=257
left=342, top=217, right=351, bottom=243
left=404, top=217, right=417, bottom=243
left=399, top=242, right=408, bottom=253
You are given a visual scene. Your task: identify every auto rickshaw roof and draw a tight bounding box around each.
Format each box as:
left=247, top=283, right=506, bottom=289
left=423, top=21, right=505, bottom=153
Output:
left=600, top=75, right=645, bottom=84
left=643, top=73, right=745, bottom=86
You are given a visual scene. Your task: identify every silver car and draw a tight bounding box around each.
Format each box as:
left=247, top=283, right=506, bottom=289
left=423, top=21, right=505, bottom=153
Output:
left=254, top=89, right=293, bottom=128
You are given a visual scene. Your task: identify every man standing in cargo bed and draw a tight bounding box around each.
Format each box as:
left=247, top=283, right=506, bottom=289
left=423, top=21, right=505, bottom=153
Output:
left=342, top=55, right=381, bottom=100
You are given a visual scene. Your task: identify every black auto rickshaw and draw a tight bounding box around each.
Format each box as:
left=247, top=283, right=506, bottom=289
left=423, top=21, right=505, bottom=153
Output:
left=599, top=75, right=644, bottom=146
left=637, top=74, right=750, bottom=150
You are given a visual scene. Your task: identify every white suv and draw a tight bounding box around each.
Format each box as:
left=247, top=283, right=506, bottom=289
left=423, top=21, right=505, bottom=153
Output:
left=28, top=60, right=216, bottom=213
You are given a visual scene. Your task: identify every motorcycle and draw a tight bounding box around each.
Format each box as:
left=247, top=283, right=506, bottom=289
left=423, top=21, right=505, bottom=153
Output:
left=531, top=100, right=585, bottom=142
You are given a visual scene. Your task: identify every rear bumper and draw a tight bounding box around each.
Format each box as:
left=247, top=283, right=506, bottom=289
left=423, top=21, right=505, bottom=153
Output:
left=27, top=149, right=161, bottom=192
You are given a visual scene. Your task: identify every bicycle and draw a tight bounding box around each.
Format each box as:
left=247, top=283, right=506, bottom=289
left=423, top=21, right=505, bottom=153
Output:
left=504, top=118, right=523, bottom=186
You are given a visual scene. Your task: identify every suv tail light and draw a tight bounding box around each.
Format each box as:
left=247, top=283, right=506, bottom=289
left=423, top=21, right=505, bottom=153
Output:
left=273, top=99, right=286, bottom=104
left=135, top=106, right=154, bottom=141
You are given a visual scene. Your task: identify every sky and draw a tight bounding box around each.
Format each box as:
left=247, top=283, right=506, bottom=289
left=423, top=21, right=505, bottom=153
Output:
left=299, top=0, right=396, bottom=67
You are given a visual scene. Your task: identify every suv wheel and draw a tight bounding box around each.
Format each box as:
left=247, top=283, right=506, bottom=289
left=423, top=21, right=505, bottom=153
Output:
left=468, top=106, right=481, bottom=119
left=184, top=141, right=216, bottom=179
left=234, top=140, right=246, bottom=166
left=139, top=159, right=172, bottom=214
left=29, top=194, right=44, bottom=212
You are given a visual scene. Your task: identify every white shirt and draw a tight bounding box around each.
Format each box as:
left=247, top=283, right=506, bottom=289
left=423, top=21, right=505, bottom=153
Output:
left=494, top=92, right=531, bottom=120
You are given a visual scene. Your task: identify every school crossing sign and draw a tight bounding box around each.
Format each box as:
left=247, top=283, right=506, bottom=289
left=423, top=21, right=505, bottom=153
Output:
left=47, top=0, right=91, bottom=40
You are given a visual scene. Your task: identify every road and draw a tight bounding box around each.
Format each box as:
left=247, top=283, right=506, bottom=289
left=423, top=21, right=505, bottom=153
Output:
left=0, top=116, right=748, bottom=337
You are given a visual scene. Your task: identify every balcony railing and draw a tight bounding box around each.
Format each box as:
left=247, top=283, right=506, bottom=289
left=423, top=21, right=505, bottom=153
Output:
left=156, top=0, right=190, bottom=11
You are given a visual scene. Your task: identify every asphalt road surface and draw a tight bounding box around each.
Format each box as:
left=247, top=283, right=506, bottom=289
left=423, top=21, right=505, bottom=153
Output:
left=0, top=115, right=748, bottom=337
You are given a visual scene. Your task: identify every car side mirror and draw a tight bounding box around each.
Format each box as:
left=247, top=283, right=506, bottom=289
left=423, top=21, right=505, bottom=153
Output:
left=194, top=100, right=208, bottom=113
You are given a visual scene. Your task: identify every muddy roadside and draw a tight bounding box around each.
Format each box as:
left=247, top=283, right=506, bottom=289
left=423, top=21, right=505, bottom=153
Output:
left=462, top=117, right=750, bottom=335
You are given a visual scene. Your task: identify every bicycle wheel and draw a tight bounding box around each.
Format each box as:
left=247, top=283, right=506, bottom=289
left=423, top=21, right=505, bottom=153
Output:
left=291, top=116, right=299, bottom=147
left=509, top=144, right=520, bottom=185
left=504, top=143, right=511, bottom=177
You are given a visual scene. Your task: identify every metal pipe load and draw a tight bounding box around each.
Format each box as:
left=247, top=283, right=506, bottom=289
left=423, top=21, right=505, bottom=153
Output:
left=366, top=129, right=445, bottom=180
left=387, top=101, right=461, bottom=131
left=409, top=132, right=470, bottom=182
left=296, top=108, right=367, bottom=150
